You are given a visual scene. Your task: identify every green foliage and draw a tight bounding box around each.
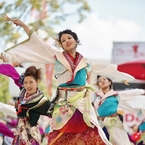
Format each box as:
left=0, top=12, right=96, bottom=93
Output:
left=0, top=0, right=91, bottom=48
left=0, top=75, right=12, bottom=103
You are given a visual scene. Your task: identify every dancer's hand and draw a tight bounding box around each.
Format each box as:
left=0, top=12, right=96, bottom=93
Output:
left=3, top=14, right=30, bottom=35
left=3, top=14, right=26, bottom=27
left=11, top=19, right=26, bottom=27
left=0, top=53, right=9, bottom=62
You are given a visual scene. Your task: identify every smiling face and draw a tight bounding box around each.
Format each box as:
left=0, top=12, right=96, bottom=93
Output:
left=23, top=76, right=38, bottom=96
left=60, top=33, right=78, bottom=52
left=97, top=76, right=112, bottom=90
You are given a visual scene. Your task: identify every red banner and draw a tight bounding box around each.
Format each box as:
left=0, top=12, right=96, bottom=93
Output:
left=45, top=64, right=54, bottom=96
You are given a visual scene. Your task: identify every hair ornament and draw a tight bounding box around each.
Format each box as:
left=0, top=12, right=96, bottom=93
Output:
left=19, top=73, right=24, bottom=85
left=53, top=35, right=61, bottom=48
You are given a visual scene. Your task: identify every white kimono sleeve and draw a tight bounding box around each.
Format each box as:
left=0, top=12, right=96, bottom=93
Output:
left=118, top=89, right=145, bottom=114
left=0, top=102, right=17, bottom=118
left=5, top=29, right=59, bottom=64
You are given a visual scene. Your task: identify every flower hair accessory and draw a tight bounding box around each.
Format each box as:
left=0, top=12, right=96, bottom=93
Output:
left=53, top=35, right=61, bottom=48
left=19, top=73, right=24, bottom=85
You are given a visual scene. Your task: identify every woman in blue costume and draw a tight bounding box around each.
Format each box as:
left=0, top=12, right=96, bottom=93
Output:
left=93, top=64, right=134, bottom=145
left=1, top=15, right=112, bottom=145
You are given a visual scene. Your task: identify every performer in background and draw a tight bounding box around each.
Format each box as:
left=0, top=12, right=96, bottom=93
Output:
left=93, top=64, right=136, bottom=145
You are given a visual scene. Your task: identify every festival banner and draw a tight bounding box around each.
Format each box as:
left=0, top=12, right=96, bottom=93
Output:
left=45, top=64, right=54, bottom=96
left=112, top=42, right=145, bottom=64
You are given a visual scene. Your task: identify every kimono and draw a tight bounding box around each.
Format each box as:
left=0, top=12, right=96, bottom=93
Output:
left=5, top=29, right=112, bottom=145
left=94, top=89, right=145, bottom=145
left=12, top=88, right=51, bottom=145
left=94, top=89, right=132, bottom=145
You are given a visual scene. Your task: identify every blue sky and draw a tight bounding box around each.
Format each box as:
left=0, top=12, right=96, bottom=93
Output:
left=1, top=0, right=145, bottom=61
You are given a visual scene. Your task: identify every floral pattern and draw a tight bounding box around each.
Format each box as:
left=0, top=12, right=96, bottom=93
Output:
left=48, top=127, right=105, bottom=145
left=12, top=118, right=41, bottom=145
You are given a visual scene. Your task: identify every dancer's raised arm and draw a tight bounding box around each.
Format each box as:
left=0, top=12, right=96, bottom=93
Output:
left=3, top=14, right=30, bottom=35
left=11, top=19, right=30, bottom=35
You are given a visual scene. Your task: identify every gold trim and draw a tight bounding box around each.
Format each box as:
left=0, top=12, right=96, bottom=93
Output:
left=26, top=94, right=44, bottom=104
left=26, top=97, right=48, bottom=117
left=5, top=29, right=35, bottom=52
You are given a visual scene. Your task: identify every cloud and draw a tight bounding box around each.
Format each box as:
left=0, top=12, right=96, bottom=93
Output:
left=70, top=12, right=141, bottom=60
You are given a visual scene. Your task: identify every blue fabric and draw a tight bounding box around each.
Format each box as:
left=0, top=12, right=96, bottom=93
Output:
left=59, top=68, right=87, bottom=87
left=102, top=127, right=109, bottom=140
left=98, top=96, right=119, bottom=117
left=139, top=122, right=145, bottom=131
left=45, top=126, right=50, bottom=133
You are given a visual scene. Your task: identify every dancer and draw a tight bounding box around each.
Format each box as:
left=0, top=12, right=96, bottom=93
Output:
left=11, top=66, right=51, bottom=145
left=93, top=64, right=135, bottom=145
left=1, top=15, right=112, bottom=144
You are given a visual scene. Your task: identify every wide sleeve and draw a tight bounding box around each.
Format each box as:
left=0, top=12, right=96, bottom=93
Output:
left=0, top=102, right=17, bottom=118
left=118, top=89, right=145, bottom=101
left=118, top=89, right=145, bottom=114
left=5, top=29, right=59, bottom=64
left=29, top=100, right=51, bottom=126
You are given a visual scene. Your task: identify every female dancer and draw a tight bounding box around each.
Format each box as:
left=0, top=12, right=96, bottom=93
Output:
left=12, top=66, right=51, bottom=145
left=2, top=15, right=111, bottom=144
left=93, top=64, right=145, bottom=145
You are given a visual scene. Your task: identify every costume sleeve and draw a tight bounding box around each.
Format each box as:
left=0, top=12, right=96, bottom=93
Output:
left=118, top=89, right=145, bottom=100
left=118, top=89, right=145, bottom=114
left=0, top=122, right=14, bottom=138
left=29, top=100, right=51, bottom=126
left=5, top=29, right=58, bottom=64
left=0, top=102, right=17, bottom=118
left=0, top=64, right=21, bottom=87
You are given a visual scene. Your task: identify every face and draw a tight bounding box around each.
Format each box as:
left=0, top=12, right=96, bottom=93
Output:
left=97, top=76, right=111, bottom=90
left=23, top=76, right=38, bottom=96
left=60, top=34, right=77, bottom=52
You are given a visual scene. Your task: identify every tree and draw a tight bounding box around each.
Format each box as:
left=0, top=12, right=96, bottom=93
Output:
left=0, top=0, right=91, bottom=49
left=0, top=75, right=11, bottom=103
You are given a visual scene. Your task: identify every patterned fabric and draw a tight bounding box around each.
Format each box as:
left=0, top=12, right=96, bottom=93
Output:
left=62, top=51, right=83, bottom=84
left=12, top=88, right=51, bottom=145
left=12, top=118, right=41, bottom=145
left=63, top=52, right=82, bottom=73
left=48, top=127, right=105, bottom=145
left=51, top=86, right=94, bottom=131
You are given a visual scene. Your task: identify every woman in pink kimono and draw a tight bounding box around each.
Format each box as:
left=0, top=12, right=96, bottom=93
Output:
left=2, top=17, right=112, bottom=145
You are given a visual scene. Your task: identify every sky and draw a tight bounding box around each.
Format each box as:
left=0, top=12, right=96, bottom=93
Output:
left=1, top=0, right=145, bottom=61
left=54, top=0, right=145, bottom=61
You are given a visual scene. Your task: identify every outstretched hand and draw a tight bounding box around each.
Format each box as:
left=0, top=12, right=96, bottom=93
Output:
left=0, top=53, right=9, bottom=62
left=3, top=14, right=30, bottom=35
left=3, top=14, right=25, bottom=27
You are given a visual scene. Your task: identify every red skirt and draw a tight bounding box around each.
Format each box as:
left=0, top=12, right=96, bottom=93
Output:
left=48, top=110, right=105, bottom=145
